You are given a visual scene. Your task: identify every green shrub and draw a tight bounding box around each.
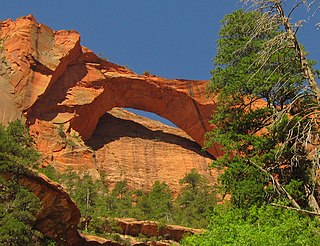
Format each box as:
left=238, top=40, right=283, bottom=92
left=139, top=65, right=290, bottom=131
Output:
left=182, top=205, right=320, bottom=246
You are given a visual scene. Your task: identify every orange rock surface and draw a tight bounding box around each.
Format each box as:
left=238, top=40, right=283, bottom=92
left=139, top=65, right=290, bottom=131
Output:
left=88, top=108, right=219, bottom=192
left=115, top=218, right=203, bottom=242
left=0, top=14, right=220, bottom=245
left=0, top=15, right=221, bottom=157
left=0, top=15, right=224, bottom=192
left=29, top=107, right=218, bottom=192
left=17, top=172, right=84, bottom=245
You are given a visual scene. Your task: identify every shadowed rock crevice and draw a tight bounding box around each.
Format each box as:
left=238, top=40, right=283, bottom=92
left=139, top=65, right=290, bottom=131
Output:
left=27, top=63, right=89, bottom=122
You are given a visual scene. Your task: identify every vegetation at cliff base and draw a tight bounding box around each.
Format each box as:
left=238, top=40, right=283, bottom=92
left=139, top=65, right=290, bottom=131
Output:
left=40, top=165, right=217, bottom=236
left=0, top=120, right=52, bottom=245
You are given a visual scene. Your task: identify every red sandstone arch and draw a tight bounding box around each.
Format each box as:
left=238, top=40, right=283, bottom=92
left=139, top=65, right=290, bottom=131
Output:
left=69, top=68, right=222, bottom=157
left=0, top=15, right=223, bottom=245
left=1, top=15, right=222, bottom=158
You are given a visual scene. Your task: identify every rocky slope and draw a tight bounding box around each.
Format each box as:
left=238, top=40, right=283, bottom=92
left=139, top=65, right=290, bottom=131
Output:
left=0, top=15, right=222, bottom=192
left=20, top=172, right=198, bottom=245
left=115, top=218, right=203, bottom=242
left=17, top=171, right=84, bottom=245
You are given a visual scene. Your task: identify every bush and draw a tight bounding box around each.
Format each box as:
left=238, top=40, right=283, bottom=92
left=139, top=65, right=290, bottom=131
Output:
left=182, top=205, right=320, bottom=245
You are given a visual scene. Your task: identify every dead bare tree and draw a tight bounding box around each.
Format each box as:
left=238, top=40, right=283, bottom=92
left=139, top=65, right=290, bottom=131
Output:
left=240, top=0, right=320, bottom=212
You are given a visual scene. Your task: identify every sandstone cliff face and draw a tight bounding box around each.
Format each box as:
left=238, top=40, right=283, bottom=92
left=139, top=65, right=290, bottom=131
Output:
left=29, top=107, right=218, bottom=192
left=88, top=108, right=218, bottom=192
left=0, top=15, right=221, bottom=192
left=0, top=15, right=218, bottom=245
left=0, top=14, right=221, bottom=157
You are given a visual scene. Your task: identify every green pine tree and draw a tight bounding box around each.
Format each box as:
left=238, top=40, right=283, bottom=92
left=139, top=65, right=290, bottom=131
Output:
left=175, top=169, right=216, bottom=228
left=0, top=120, right=47, bottom=245
left=137, top=181, right=174, bottom=223
left=206, top=9, right=317, bottom=210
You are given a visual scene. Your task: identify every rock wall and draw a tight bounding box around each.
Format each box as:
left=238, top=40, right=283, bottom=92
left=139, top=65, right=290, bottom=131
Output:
left=0, top=14, right=222, bottom=158
left=0, top=14, right=215, bottom=246
left=88, top=108, right=219, bottom=192
left=115, top=218, right=203, bottom=242
left=18, top=172, right=84, bottom=245
left=29, top=107, right=219, bottom=192
left=0, top=15, right=222, bottom=192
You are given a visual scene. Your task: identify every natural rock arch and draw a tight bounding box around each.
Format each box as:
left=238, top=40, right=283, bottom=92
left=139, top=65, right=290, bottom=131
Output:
left=69, top=71, right=223, bottom=158
left=0, top=14, right=224, bottom=245
left=0, top=15, right=222, bottom=158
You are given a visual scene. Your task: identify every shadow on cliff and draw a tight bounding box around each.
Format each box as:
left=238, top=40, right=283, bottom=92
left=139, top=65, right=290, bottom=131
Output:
left=86, top=112, right=215, bottom=160
left=27, top=63, right=89, bottom=122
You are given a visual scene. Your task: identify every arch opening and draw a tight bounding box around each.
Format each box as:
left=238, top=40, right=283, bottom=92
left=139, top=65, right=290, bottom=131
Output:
left=86, top=107, right=213, bottom=159
left=124, top=108, right=178, bottom=128
left=84, top=107, right=216, bottom=192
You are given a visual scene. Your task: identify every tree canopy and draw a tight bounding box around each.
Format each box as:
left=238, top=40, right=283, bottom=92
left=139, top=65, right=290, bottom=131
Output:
left=184, top=3, right=320, bottom=244
left=0, top=120, right=49, bottom=245
left=182, top=205, right=320, bottom=246
left=207, top=5, right=319, bottom=210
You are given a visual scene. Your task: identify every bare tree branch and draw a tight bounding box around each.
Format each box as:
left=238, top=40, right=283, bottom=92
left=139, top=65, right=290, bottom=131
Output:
left=270, top=203, right=320, bottom=216
left=248, top=160, right=301, bottom=209
left=238, top=0, right=320, bottom=212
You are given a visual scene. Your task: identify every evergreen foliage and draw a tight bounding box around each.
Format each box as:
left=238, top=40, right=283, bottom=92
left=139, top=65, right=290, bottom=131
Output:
left=0, top=120, right=40, bottom=174
left=137, top=181, right=174, bottom=223
left=175, top=169, right=216, bottom=228
left=206, top=9, right=317, bottom=209
left=189, top=6, right=320, bottom=246
left=0, top=120, right=48, bottom=245
left=40, top=165, right=216, bottom=234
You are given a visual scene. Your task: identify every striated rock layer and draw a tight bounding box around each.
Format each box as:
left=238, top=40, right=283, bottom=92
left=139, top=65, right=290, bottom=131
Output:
left=88, top=108, right=218, bottom=192
left=0, top=15, right=222, bottom=192
left=0, top=15, right=220, bottom=245
left=0, top=14, right=221, bottom=156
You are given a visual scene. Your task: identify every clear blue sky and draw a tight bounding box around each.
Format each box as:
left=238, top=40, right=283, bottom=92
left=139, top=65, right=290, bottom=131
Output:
left=2, top=1, right=319, bottom=126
